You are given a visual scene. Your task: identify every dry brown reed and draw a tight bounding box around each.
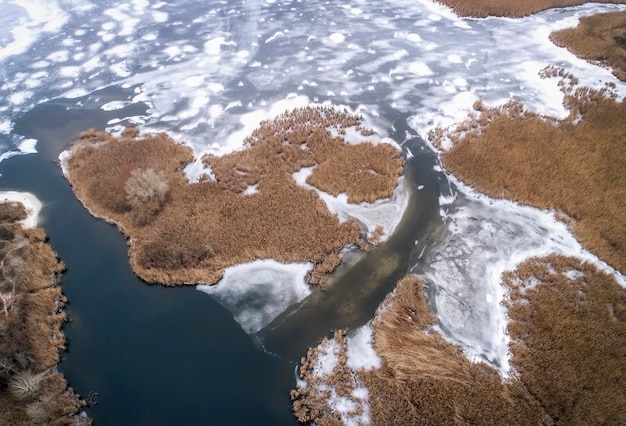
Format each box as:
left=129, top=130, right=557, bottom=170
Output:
left=551, top=11, right=626, bottom=81
left=358, top=276, right=547, bottom=425
left=439, top=92, right=626, bottom=274
left=293, top=264, right=626, bottom=424
left=0, top=203, right=90, bottom=425
left=435, top=0, right=626, bottom=18
left=291, top=329, right=363, bottom=425
left=65, top=106, right=403, bottom=285
left=503, top=254, right=626, bottom=425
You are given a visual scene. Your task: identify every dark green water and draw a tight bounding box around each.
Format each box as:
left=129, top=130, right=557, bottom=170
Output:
left=1, top=92, right=441, bottom=424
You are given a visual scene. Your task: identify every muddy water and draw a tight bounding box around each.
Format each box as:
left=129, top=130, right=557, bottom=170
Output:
left=1, top=90, right=443, bottom=424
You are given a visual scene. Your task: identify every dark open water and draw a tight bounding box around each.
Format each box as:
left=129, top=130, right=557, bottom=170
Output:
left=0, top=89, right=441, bottom=424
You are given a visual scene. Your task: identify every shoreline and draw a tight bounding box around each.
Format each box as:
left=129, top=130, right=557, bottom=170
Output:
left=291, top=6, right=626, bottom=424
left=61, top=106, right=408, bottom=288
left=0, top=195, right=91, bottom=425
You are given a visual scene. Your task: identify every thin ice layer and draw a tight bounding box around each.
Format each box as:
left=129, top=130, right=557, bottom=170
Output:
left=421, top=176, right=625, bottom=374
left=197, top=259, right=312, bottom=334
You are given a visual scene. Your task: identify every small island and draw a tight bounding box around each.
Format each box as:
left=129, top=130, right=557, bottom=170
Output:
left=0, top=196, right=90, bottom=425
left=62, top=106, right=404, bottom=287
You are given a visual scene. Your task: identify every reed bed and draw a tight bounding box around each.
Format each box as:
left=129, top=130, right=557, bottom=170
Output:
left=294, top=259, right=626, bottom=424
left=551, top=10, right=626, bottom=81
left=64, top=107, right=404, bottom=286
left=504, top=255, right=626, bottom=425
left=292, top=276, right=547, bottom=425
left=436, top=0, right=626, bottom=18
left=437, top=90, right=626, bottom=274
left=0, top=203, right=90, bottom=425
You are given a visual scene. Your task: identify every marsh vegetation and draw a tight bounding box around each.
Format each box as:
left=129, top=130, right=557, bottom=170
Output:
left=435, top=0, right=626, bottom=17
left=434, top=86, right=626, bottom=274
left=551, top=10, right=626, bottom=81
left=0, top=202, right=90, bottom=425
left=294, top=257, right=626, bottom=425
left=64, top=107, right=404, bottom=286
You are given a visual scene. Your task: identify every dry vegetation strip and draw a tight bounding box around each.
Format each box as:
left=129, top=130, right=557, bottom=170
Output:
left=293, top=259, right=626, bottom=425
left=435, top=0, right=626, bottom=18
left=551, top=10, right=626, bottom=82
left=0, top=202, right=91, bottom=425
left=437, top=91, right=626, bottom=274
left=64, top=107, right=404, bottom=286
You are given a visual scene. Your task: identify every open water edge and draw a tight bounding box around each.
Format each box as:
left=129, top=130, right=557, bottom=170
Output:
left=0, top=90, right=442, bottom=425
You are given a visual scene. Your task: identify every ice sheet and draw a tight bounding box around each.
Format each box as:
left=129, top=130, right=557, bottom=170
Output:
left=197, top=259, right=313, bottom=334
left=2, top=0, right=625, bottom=164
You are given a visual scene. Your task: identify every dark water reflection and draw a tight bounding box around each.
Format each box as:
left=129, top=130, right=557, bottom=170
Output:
left=1, top=92, right=441, bottom=424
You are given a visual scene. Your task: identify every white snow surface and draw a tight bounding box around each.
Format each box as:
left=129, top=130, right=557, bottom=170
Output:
left=0, top=191, right=42, bottom=229
left=2, top=0, right=625, bottom=160
left=292, top=168, right=409, bottom=241
left=197, top=260, right=313, bottom=334
left=346, top=324, right=381, bottom=371
left=422, top=175, right=626, bottom=375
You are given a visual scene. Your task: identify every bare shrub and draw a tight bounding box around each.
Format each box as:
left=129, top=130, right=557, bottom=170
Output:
left=125, top=168, right=170, bottom=226
left=138, top=236, right=215, bottom=271
left=26, top=399, right=54, bottom=424
left=125, top=168, right=169, bottom=204
left=0, top=202, right=27, bottom=223
left=0, top=356, right=16, bottom=378
left=9, top=371, right=41, bottom=400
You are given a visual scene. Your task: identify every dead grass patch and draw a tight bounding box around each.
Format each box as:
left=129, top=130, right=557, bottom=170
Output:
left=0, top=202, right=90, bottom=425
left=551, top=11, right=626, bottom=81
left=438, top=92, right=626, bottom=273
left=292, top=276, right=547, bottom=424
left=503, top=255, right=626, bottom=425
left=435, top=0, right=626, bottom=18
left=294, top=262, right=626, bottom=424
left=64, top=106, right=403, bottom=286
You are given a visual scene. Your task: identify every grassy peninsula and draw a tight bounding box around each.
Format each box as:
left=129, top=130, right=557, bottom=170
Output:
left=435, top=0, right=626, bottom=18
left=293, top=257, right=626, bottom=424
left=0, top=201, right=90, bottom=425
left=551, top=10, right=626, bottom=82
left=434, top=86, right=626, bottom=274
left=63, top=106, right=404, bottom=286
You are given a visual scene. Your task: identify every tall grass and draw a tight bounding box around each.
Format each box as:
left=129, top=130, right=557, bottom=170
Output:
left=438, top=91, right=626, bottom=274
left=65, top=107, right=404, bottom=286
left=551, top=11, right=626, bottom=82
left=503, top=255, right=626, bottom=425
left=0, top=203, right=90, bottom=425
left=293, top=261, right=626, bottom=424
left=435, top=0, right=626, bottom=18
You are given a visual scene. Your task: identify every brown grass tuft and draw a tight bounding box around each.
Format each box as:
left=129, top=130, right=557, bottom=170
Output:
left=65, top=107, right=403, bottom=285
left=551, top=11, right=626, bottom=82
left=435, top=0, right=626, bottom=18
left=439, top=92, right=626, bottom=274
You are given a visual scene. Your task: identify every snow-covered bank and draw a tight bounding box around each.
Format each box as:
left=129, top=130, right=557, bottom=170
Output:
left=422, top=173, right=626, bottom=375
left=0, top=191, right=42, bottom=228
